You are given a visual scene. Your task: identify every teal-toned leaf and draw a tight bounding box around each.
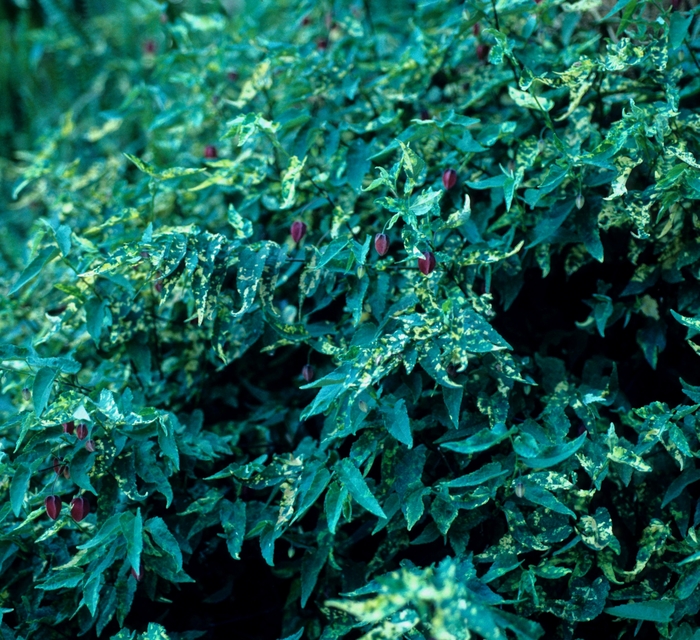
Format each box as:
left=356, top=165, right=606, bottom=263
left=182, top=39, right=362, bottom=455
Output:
left=71, top=450, right=98, bottom=495
left=301, top=538, right=331, bottom=607
left=10, top=464, right=31, bottom=517
left=32, top=367, right=56, bottom=417
left=280, top=155, right=306, bottom=209
left=85, top=297, right=107, bottom=343
left=604, top=600, right=674, bottom=623
left=37, top=567, right=83, bottom=590
left=140, top=622, right=171, bottom=640
left=381, top=398, right=412, bottom=447
left=518, top=433, right=587, bottom=469
left=443, top=386, right=462, bottom=429
left=324, top=482, right=347, bottom=534
left=335, top=460, right=385, bottom=518
left=441, top=424, right=514, bottom=455
left=122, top=509, right=143, bottom=573
left=443, top=462, right=509, bottom=488
left=78, top=513, right=123, bottom=550
left=146, top=517, right=182, bottom=569
left=662, top=468, right=700, bottom=508
left=9, top=246, right=59, bottom=294
left=220, top=500, right=246, bottom=560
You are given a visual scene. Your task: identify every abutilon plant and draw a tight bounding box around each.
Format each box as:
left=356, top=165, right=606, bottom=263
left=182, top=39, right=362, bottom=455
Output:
left=2, top=1, right=700, bottom=639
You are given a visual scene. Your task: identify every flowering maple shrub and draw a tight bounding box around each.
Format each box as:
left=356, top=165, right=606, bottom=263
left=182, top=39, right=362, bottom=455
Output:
left=2, top=0, right=700, bottom=638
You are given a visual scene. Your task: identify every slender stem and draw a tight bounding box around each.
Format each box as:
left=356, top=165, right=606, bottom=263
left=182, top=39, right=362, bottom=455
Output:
left=490, top=0, right=500, bottom=31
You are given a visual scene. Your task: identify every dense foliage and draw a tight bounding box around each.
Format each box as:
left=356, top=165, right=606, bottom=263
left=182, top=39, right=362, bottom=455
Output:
left=3, top=0, right=700, bottom=638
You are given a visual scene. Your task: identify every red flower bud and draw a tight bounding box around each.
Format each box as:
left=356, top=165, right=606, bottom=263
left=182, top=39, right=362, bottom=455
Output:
left=143, top=39, right=156, bottom=55
left=131, top=565, right=145, bottom=582
left=227, top=70, right=239, bottom=82
left=302, top=364, right=315, bottom=383
left=301, top=15, right=311, bottom=26
left=62, top=421, right=75, bottom=435
left=477, top=44, right=490, bottom=61
left=317, top=38, right=328, bottom=51
left=45, top=495, right=62, bottom=520
left=472, top=22, right=480, bottom=36
left=374, top=233, right=390, bottom=257
left=204, top=145, right=218, bottom=159
left=85, top=439, right=96, bottom=453
left=70, top=496, right=90, bottom=522
left=418, top=251, right=437, bottom=276
left=53, top=457, right=67, bottom=476
left=76, top=423, right=88, bottom=440
left=442, top=169, right=458, bottom=190
left=154, top=280, right=163, bottom=293
left=419, top=108, right=430, bottom=121
left=671, top=0, right=681, bottom=8
left=291, top=220, right=307, bottom=243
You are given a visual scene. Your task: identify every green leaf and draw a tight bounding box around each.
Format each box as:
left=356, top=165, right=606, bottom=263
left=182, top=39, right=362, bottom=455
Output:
left=10, top=464, right=31, bottom=517
left=122, top=509, right=143, bottom=573
left=443, top=386, right=462, bottom=429
left=124, top=153, right=205, bottom=181
left=443, top=462, right=509, bottom=488
left=440, top=424, right=514, bottom=455
left=601, top=0, right=635, bottom=20
left=140, top=623, right=171, bottom=640
left=280, top=155, right=306, bottom=209
left=604, top=600, right=674, bottom=623
left=220, top=500, right=246, bottom=560
left=301, top=538, right=331, bottom=607
left=381, top=398, right=412, bottom=447
left=10, top=246, right=59, bottom=294
left=517, top=433, right=587, bottom=469
left=146, top=517, right=183, bottom=570
left=662, top=468, right=700, bottom=508
left=335, top=459, right=385, bottom=518
left=324, top=482, right=347, bottom=534
left=71, top=450, right=98, bottom=495
left=78, top=513, right=123, bottom=550
left=32, top=366, right=56, bottom=417
left=37, top=567, right=84, bottom=590
left=85, top=297, right=107, bottom=343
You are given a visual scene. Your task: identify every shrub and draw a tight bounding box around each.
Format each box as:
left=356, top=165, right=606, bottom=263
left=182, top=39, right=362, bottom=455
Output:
left=2, top=0, right=700, bottom=639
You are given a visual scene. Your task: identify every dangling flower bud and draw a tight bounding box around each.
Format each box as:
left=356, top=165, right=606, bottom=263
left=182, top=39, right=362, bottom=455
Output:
left=302, top=364, right=315, bottom=383
left=418, top=251, right=437, bottom=275
left=291, top=221, right=307, bottom=244
left=45, top=495, right=62, bottom=520
left=442, top=169, right=458, bottom=190
left=70, top=496, right=90, bottom=522
left=374, top=233, right=390, bottom=257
